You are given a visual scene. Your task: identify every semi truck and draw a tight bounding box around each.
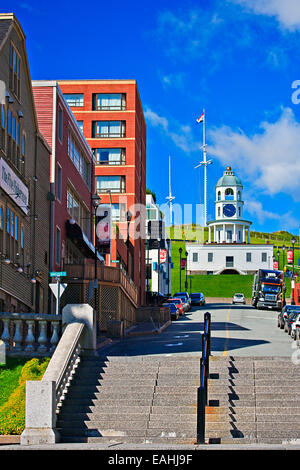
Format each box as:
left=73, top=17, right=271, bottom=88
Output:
left=251, top=269, right=285, bottom=311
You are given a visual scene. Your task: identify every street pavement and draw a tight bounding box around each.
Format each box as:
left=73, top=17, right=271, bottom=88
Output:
left=98, top=302, right=295, bottom=359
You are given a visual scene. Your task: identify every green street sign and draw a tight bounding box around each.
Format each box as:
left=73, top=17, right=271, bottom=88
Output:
left=50, top=271, right=67, bottom=277
left=111, top=260, right=120, bottom=263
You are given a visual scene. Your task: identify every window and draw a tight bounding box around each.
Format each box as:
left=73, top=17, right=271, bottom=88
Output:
left=225, top=188, right=234, bottom=200
left=111, top=203, right=126, bottom=221
left=0, top=206, right=3, bottom=252
left=5, top=207, right=19, bottom=260
left=192, top=252, right=198, bottom=262
left=238, top=207, right=241, bottom=217
left=68, top=132, right=91, bottom=188
left=57, top=164, right=62, bottom=201
left=92, top=93, right=126, bottom=111
left=226, top=256, right=234, bottom=267
left=92, top=121, right=126, bottom=138
left=58, top=106, right=63, bottom=142
left=246, top=253, right=252, bottom=262
left=77, top=121, right=83, bottom=133
left=9, top=43, right=21, bottom=99
left=217, top=191, right=221, bottom=201
left=218, top=207, right=220, bottom=217
left=237, top=191, right=241, bottom=200
left=64, top=94, right=84, bottom=107
left=208, top=252, right=213, bottom=262
left=67, top=188, right=91, bottom=238
left=55, top=227, right=61, bottom=265
left=7, top=109, right=21, bottom=170
left=93, top=148, right=126, bottom=165
left=0, top=105, right=5, bottom=151
left=96, top=175, right=126, bottom=193
left=262, top=252, right=267, bottom=262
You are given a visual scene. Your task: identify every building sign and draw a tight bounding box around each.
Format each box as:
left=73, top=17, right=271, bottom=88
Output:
left=96, top=205, right=111, bottom=254
left=287, top=250, right=293, bottom=264
left=160, top=249, right=167, bottom=264
left=0, top=158, right=29, bottom=214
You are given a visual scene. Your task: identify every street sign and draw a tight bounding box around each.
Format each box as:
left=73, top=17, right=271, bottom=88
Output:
left=111, top=260, right=120, bottom=263
left=49, top=283, right=67, bottom=299
left=50, top=271, right=67, bottom=277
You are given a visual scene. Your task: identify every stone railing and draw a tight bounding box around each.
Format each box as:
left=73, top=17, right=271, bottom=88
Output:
left=21, top=304, right=96, bottom=446
left=0, top=313, right=61, bottom=356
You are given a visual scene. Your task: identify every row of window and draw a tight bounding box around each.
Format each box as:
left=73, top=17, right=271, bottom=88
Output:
left=68, top=132, right=91, bottom=188
left=191, top=252, right=268, bottom=263
left=217, top=189, right=242, bottom=201
left=0, top=104, right=26, bottom=176
left=9, top=43, right=21, bottom=100
left=0, top=205, right=24, bottom=261
left=67, top=187, right=91, bottom=238
left=64, top=93, right=126, bottom=111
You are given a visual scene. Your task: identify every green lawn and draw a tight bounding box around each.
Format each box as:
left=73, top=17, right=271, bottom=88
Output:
left=0, top=358, right=28, bottom=408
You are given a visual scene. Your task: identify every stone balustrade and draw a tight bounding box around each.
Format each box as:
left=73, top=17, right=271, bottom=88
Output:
left=0, top=313, right=62, bottom=356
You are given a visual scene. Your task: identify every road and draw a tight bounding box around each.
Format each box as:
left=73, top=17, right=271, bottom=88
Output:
left=100, top=303, right=295, bottom=358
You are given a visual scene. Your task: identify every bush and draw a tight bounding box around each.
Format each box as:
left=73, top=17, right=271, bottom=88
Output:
left=0, top=357, right=50, bottom=435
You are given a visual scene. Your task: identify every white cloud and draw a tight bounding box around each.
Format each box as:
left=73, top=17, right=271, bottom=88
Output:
left=230, top=0, right=300, bottom=31
left=208, top=108, right=300, bottom=201
left=144, top=108, right=201, bottom=153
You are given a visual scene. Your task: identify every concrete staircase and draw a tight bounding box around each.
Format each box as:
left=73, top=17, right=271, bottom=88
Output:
left=207, top=356, right=300, bottom=444
left=57, top=355, right=200, bottom=444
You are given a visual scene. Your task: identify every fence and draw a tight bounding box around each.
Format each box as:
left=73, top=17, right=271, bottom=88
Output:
left=0, top=313, right=61, bottom=356
left=197, top=312, right=211, bottom=444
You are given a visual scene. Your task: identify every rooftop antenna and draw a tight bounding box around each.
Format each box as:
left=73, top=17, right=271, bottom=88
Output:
left=166, top=155, right=175, bottom=226
left=194, top=109, right=212, bottom=226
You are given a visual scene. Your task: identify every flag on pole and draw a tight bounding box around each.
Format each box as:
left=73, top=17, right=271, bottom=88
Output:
left=196, top=111, right=205, bottom=123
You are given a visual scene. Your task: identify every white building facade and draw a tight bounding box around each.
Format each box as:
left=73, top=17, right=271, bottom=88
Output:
left=145, top=194, right=172, bottom=296
left=186, top=167, right=274, bottom=275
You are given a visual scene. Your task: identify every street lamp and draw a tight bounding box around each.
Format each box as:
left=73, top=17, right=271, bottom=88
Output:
left=291, top=237, right=296, bottom=305
left=92, top=193, right=101, bottom=313
left=185, top=250, right=188, bottom=290
left=282, top=245, right=286, bottom=274
left=179, top=247, right=182, bottom=292
left=277, top=250, right=280, bottom=269
left=126, top=210, right=132, bottom=277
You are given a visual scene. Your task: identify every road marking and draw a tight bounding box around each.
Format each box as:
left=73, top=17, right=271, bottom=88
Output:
left=222, top=308, right=231, bottom=357
left=174, top=335, right=189, bottom=338
left=165, top=343, right=184, bottom=347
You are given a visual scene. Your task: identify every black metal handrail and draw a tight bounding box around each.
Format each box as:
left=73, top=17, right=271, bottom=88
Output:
left=197, top=311, right=211, bottom=444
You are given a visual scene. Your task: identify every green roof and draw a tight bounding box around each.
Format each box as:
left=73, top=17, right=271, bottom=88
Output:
left=216, top=167, right=243, bottom=188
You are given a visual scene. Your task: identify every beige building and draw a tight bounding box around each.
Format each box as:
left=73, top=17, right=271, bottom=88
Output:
left=0, top=13, right=51, bottom=312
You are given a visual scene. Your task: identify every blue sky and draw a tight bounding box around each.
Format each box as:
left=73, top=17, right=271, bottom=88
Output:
left=6, top=0, right=300, bottom=234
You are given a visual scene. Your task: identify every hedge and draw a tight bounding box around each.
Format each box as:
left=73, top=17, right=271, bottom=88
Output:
left=0, top=357, right=50, bottom=435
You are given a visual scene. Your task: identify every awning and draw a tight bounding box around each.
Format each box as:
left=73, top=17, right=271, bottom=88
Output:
left=66, top=220, right=104, bottom=261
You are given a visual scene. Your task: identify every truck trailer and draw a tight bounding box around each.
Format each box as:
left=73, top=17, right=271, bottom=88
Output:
left=251, top=269, right=285, bottom=311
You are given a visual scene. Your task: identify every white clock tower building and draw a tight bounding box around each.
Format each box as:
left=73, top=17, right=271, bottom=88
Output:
left=207, top=166, right=252, bottom=244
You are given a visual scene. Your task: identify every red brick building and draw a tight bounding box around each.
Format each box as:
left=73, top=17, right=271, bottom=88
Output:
left=32, top=81, right=98, bottom=311
left=58, top=80, right=146, bottom=305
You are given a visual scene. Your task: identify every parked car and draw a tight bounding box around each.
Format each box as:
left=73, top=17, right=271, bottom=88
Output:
left=190, top=293, right=205, bottom=306
left=284, top=310, right=300, bottom=335
left=290, top=313, right=300, bottom=339
left=165, top=298, right=185, bottom=315
left=173, top=294, right=190, bottom=312
left=232, top=293, right=246, bottom=305
left=162, top=302, right=180, bottom=321
left=173, top=292, right=191, bottom=307
left=278, top=305, right=300, bottom=329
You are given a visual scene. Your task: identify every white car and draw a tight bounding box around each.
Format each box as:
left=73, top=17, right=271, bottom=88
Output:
left=232, top=293, right=246, bottom=305
left=291, top=314, right=300, bottom=340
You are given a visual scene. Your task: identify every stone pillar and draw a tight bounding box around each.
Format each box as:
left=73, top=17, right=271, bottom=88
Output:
left=208, top=226, right=211, bottom=243
left=62, top=304, right=96, bottom=351
left=248, top=228, right=250, bottom=244
left=20, top=381, right=60, bottom=445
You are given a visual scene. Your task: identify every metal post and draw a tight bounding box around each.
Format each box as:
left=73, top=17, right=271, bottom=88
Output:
left=179, top=248, right=182, bottom=292
left=197, top=386, right=206, bottom=444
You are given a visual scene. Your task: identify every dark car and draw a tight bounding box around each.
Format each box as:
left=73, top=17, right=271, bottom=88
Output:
left=278, top=305, right=300, bottom=329
left=162, top=302, right=179, bottom=321
left=173, top=292, right=191, bottom=307
left=284, top=311, right=300, bottom=335
left=190, top=292, right=205, bottom=306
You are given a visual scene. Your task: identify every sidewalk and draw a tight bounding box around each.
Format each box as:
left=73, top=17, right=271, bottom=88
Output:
left=125, top=319, right=172, bottom=337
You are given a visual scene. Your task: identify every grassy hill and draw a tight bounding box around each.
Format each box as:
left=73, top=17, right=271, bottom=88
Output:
left=169, top=225, right=296, bottom=298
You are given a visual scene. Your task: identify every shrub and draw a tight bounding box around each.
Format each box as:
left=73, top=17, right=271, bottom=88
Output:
left=0, top=357, right=50, bottom=435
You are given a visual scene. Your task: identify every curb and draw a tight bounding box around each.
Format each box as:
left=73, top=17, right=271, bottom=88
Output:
left=96, top=338, right=113, bottom=349
left=0, top=435, right=20, bottom=445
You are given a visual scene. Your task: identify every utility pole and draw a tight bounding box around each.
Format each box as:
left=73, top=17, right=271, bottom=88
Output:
left=195, top=110, right=212, bottom=227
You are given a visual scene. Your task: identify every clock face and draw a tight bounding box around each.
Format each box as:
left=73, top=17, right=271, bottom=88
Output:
left=223, top=204, right=236, bottom=217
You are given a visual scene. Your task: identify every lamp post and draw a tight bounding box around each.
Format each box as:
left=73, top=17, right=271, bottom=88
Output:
left=291, top=237, right=296, bottom=305
left=282, top=245, right=286, bottom=274
left=277, top=250, right=280, bottom=270
left=179, top=247, right=182, bottom=292
left=185, top=250, right=188, bottom=291
left=92, top=193, right=101, bottom=314
left=126, top=210, right=132, bottom=277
